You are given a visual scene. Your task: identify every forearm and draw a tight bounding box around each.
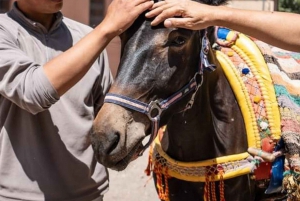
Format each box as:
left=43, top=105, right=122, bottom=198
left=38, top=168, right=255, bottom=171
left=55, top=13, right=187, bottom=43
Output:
left=43, top=24, right=114, bottom=96
left=148, top=1, right=300, bottom=51
left=212, top=6, right=300, bottom=51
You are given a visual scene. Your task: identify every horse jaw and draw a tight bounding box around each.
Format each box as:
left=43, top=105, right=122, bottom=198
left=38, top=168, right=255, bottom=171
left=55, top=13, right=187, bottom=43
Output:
left=91, top=103, right=148, bottom=171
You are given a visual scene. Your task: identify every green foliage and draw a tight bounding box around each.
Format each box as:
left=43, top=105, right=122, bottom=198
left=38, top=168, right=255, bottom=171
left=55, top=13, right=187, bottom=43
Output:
left=278, top=0, right=300, bottom=13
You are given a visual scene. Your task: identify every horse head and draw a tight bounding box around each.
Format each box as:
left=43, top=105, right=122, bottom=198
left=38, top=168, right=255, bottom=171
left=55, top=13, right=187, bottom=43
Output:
left=91, top=0, right=227, bottom=171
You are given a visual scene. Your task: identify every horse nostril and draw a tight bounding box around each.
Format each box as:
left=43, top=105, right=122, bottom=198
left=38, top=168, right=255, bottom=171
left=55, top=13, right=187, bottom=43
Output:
left=106, top=132, right=120, bottom=155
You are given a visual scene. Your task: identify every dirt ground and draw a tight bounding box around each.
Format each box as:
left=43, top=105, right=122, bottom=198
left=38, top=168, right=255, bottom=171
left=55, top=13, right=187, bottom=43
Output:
left=104, top=147, right=160, bottom=201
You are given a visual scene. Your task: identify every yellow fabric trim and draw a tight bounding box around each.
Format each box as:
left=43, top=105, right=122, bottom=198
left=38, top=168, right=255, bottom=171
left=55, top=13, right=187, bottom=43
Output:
left=215, top=50, right=259, bottom=148
left=154, top=137, right=249, bottom=167
left=153, top=137, right=251, bottom=182
left=167, top=168, right=251, bottom=182
left=227, top=32, right=281, bottom=139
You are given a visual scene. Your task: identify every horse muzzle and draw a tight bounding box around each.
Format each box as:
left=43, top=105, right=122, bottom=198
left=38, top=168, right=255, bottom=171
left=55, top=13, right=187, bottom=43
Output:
left=91, top=103, right=149, bottom=170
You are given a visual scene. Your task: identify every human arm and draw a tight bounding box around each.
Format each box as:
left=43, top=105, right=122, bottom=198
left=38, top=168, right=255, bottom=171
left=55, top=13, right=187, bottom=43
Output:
left=145, top=0, right=300, bottom=51
left=44, top=0, right=154, bottom=96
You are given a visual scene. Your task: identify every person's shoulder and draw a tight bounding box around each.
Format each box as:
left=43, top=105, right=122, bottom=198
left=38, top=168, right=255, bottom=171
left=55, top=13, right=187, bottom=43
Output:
left=0, top=13, right=20, bottom=38
left=62, top=17, right=93, bottom=36
left=0, top=13, right=18, bottom=27
left=0, top=13, right=9, bottom=21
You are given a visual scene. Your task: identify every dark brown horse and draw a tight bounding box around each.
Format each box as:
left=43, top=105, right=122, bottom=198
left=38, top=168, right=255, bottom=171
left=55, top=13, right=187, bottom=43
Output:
left=91, top=1, right=285, bottom=200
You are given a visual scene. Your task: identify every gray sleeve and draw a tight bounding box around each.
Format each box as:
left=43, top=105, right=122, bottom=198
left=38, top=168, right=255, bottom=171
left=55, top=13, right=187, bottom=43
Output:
left=93, top=49, right=114, bottom=115
left=0, top=25, right=59, bottom=114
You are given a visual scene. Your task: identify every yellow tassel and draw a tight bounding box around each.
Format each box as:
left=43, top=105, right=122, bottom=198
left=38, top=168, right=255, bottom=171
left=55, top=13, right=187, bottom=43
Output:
left=219, top=169, right=226, bottom=201
left=155, top=165, right=164, bottom=200
left=163, top=167, right=170, bottom=201
left=204, top=171, right=211, bottom=201
left=211, top=174, right=217, bottom=201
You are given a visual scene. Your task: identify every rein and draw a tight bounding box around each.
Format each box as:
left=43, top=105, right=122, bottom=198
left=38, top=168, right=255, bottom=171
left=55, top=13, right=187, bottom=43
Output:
left=104, top=29, right=216, bottom=155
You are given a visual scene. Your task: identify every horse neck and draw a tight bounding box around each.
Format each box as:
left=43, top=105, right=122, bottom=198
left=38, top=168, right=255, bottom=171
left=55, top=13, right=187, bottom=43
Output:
left=162, top=61, right=248, bottom=162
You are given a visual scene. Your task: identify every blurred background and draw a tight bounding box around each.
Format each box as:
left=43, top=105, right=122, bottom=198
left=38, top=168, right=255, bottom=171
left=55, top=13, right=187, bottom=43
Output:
left=0, top=0, right=299, bottom=200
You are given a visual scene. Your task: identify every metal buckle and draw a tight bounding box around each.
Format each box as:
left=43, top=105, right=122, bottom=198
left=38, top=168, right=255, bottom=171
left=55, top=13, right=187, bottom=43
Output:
left=146, top=100, right=162, bottom=120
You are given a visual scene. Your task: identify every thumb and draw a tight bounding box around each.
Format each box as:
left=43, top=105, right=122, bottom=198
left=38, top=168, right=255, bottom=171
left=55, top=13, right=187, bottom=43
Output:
left=164, top=18, right=191, bottom=29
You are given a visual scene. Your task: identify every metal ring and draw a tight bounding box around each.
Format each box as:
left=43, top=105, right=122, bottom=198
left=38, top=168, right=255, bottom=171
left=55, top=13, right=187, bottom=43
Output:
left=146, top=100, right=163, bottom=120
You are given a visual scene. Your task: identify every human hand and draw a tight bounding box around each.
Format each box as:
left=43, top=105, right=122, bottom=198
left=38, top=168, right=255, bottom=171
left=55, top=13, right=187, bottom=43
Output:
left=102, top=0, right=154, bottom=36
left=146, top=0, right=214, bottom=30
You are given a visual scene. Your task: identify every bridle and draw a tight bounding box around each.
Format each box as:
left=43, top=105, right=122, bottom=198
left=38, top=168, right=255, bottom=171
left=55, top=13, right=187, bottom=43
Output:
left=104, top=29, right=216, bottom=155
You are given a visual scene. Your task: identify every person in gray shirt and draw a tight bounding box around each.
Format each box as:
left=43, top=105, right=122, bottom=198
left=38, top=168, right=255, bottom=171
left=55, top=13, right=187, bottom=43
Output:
left=0, top=0, right=154, bottom=200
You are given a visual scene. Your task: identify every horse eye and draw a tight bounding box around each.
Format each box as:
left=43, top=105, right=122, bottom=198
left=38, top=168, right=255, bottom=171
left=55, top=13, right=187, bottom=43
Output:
left=171, top=36, right=186, bottom=46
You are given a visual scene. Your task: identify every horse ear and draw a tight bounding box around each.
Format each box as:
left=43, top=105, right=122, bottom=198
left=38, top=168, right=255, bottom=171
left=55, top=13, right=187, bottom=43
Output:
left=197, top=0, right=228, bottom=6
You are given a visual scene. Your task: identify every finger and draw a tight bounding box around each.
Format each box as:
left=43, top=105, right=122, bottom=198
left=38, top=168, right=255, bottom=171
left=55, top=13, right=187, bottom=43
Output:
left=132, top=0, right=154, bottom=6
left=145, top=6, right=165, bottom=18
left=164, top=18, right=194, bottom=29
left=150, top=1, right=166, bottom=9
left=146, top=2, right=177, bottom=18
left=150, top=7, right=184, bottom=26
left=131, top=1, right=154, bottom=17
